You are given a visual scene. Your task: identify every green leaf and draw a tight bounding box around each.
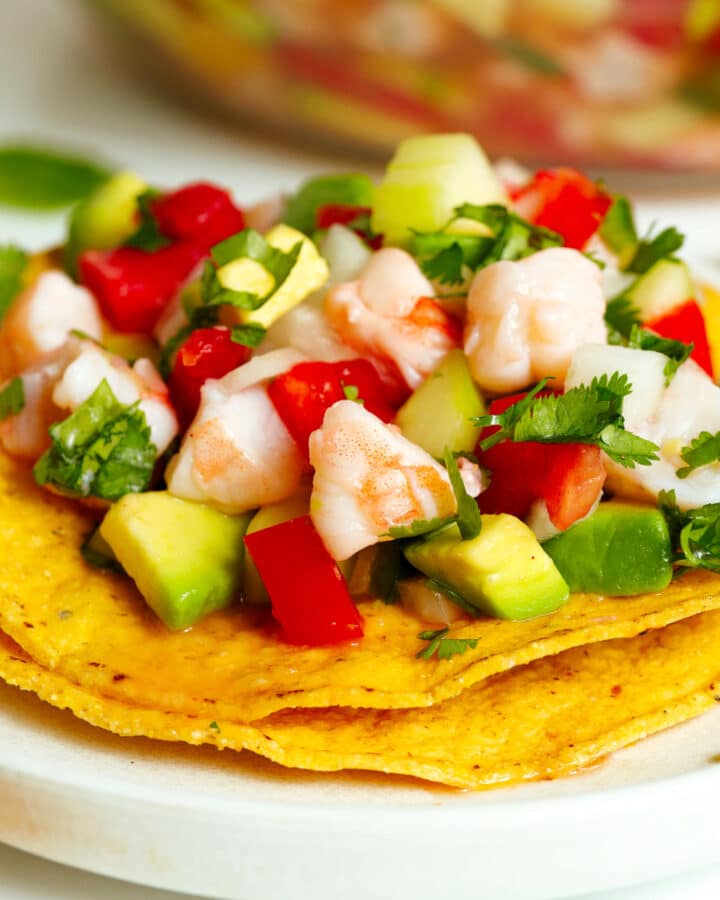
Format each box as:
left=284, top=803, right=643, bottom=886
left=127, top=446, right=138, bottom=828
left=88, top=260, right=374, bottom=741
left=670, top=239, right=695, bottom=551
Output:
left=0, top=145, right=111, bottom=209
left=385, top=516, right=454, bottom=539
left=123, top=190, right=170, bottom=251
left=472, top=378, right=552, bottom=450
left=0, top=377, right=25, bottom=421
left=202, top=229, right=302, bottom=312
left=283, top=173, right=375, bottom=235
left=628, top=325, right=693, bottom=385
left=443, top=448, right=482, bottom=541
left=157, top=324, right=193, bottom=380
left=679, top=504, right=720, bottom=572
left=416, top=627, right=479, bottom=661
left=341, top=383, right=363, bottom=404
left=676, top=432, right=720, bottom=479
left=0, top=244, right=28, bottom=322
left=599, top=195, right=638, bottom=260
left=411, top=204, right=562, bottom=285
left=474, top=373, right=659, bottom=469
left=491, top=36, right=564, bottom=75
left=627, top=226, right=685, bottom=275
left=33, top=380, right=156, bottom=501
left=230, top=323, right=267, bottom=348
left=605, top=294, right=641, bottom=342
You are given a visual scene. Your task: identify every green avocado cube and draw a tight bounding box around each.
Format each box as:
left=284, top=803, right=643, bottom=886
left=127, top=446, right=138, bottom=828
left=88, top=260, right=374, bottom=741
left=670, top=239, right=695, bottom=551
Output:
left=394, top=349, right=485, bottom=459
left=100, top=492, right=252, bottom=630
left=542, top=502, right=673, bottom=596
left=404, top=515, right=569, bottom=620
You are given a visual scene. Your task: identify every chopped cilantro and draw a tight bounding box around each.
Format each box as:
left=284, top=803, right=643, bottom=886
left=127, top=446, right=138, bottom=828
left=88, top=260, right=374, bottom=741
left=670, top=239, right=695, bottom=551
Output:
left=342, top=383, right=360, bottom=402
left=605, top=294, right=642, bottom=343
left=599, top=195, right=638, bottom=260
left=443, top=449, right=482, bottom=540
left=474, top=373, right=659, bottom=468
left=411, top=203, right=562, bottom=285
left=209, top=721, right=221, bottom=732
left=33, top=380, right=156, bottom=500
left=0, top=376, right=24, bottom=421
left=676, top=432, right=720, bottom=479
left=124, top=190, right=170, bottom=252
left=0, top=244, right=27, bottom=322
left=416, top=627, right=479, bottom=661
left=201, top=229, right=302, bottom=316
left=385, top=516, right=454, bottom=539
left=230, top=323, right=267, bottom=348
left=626, top=226, right=685, bottom=275
left=658, top=490, right=720, bottom=572
left=627, top=325, right=693, bottom=385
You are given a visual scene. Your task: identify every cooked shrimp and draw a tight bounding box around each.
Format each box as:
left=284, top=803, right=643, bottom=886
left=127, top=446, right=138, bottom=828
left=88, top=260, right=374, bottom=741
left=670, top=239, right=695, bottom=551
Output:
left=600, top=358, right=720, bottom=509
left=166, top=350, right=306, bottom=514
left=309, top=400, right=457, bottom=560
left=464, top=247, right=607, bottom=395
left=325, top=248, right=460, bottom=389
left=0, top=345, right=74, bottom=460
left=0, top=270, right=102, bottom=380
left=52, top=342, right=178, bottom=455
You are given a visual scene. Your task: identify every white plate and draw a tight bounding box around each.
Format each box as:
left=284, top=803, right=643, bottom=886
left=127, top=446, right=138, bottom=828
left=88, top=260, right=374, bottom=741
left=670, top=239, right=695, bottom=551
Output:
left=3, top=673, right=720, bottom=900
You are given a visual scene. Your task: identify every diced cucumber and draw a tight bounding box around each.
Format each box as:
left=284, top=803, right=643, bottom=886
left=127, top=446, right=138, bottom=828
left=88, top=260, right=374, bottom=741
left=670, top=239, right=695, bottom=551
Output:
left=283, top=174, right=375, bottom=235
left=101, top=492, right=252, bottom=630
left=243, top=493, right=310, bottom=606
left=404, top=516, right=569, bottom=620
left=394, top=349, right=485, bottom=458
left=65, top=171, right=147, bottom=276
left=626, top=258, right=695, bottom=322
left=371, top=134, right=507, bottom=247
left=542, top=502, right=672, bottom=595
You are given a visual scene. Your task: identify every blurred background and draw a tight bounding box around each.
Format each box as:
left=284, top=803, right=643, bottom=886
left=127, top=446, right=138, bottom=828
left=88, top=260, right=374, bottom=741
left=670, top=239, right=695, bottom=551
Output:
left=89, top=0, right=720, bottom=172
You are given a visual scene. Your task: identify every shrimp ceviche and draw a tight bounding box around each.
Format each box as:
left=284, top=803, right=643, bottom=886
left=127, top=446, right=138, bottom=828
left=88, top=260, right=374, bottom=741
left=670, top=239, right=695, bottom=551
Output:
left=3, top=132, right=720, bottom=649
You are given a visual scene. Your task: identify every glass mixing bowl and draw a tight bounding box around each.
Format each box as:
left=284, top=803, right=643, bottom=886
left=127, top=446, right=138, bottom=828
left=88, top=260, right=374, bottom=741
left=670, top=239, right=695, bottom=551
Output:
left=91, top=0, right=720, bottom=170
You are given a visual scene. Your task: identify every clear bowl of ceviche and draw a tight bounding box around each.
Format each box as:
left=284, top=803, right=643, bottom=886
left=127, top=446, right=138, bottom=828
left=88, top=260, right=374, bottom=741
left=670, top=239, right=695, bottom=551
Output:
left=88, top=0, right=720, bottom=171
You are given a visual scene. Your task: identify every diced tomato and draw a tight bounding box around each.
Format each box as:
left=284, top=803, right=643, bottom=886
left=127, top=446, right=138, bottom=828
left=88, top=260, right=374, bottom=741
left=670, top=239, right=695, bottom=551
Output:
left=268, top=359, right=395, bottom=459
left=618, top=0, right=686, bottom=49
left=477, top=392, right=606, bottom=530
left=513, top=169, right=612, bottom=250
left=316, top=203, right=383, bottom=249
left=244, top=516, right=364, bottom=646
left=150, top=182, right=246, bottom=250
left=79, top=242, right=203, bottom=334
left=169, top=326, right=252, bottom=428
left=645, top=299, right=714, bottom=379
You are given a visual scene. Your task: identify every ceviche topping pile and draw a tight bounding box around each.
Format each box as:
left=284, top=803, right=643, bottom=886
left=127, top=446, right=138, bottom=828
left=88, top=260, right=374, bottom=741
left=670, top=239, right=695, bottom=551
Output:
left=2, top=133, right=720, bottom=650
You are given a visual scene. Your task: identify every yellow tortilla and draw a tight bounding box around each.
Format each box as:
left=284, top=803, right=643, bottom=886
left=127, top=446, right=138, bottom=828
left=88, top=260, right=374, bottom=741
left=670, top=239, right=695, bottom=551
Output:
left=3, top=452, right=720, bottom=721
left=2, top=613, right=719, bottom=789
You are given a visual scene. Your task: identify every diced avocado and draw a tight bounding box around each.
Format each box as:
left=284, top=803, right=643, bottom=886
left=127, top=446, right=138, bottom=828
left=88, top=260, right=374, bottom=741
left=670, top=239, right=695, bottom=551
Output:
left=404, top=516, right=569, bottom=620
left=100, top=492, right=251, bottom=630
left=626, top=258, right=695, bottom=322
left=542, top=502, right=672, bottom=596
left=222, top=224, right=329, bottom=330
left=243, top=493, right=310, bottom=606
left=394, top=350, right=485, bottom=458
left=65, top=171, right=147, bottom=275
left=283, top=173, right=375, bottom=235
left=371, top=133, right=507, bottom=247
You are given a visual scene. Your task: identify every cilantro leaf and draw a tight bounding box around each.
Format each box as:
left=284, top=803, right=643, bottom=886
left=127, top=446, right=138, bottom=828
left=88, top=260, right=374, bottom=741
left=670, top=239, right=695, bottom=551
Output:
left=416, top=627, right=479, bottom=661
left=679, top=504, right=720, bottom=572
left=599, top=195, right=638, bottom=260
left=474, top=373, right=659, bottom=468
left=0, top=244, right=27, bottom=322
left=341, top=383, right=364, bottom=404
left=411, top=204, right=562, bottom=285
left=0, top=145, right=111, bottom=209
left=124, top=190, right=170, bottom=252
left=0, top=377, right=24, bottom=421
left=604, top=294, right=642, bottom=343
left=230, top=323, right=267, bottom=348
left=627, top=226, right=685, bottom=275
left=676, top=432, right=720, bottom=479
left=472, top=378, right=552, bottom=450
left=202, top=229, right=302, bottom=312
left=628, top=325, right=693, bottom=385
left=443, top=448, right=481, bottom=540
left=385, top=516, right=454, bottom=539
left=33, top=380, right=156, bottom=500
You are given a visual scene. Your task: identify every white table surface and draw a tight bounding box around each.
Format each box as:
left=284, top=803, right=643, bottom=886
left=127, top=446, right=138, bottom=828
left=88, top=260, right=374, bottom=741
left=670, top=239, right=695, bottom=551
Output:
left=3, top=1, right=720, bottom=898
